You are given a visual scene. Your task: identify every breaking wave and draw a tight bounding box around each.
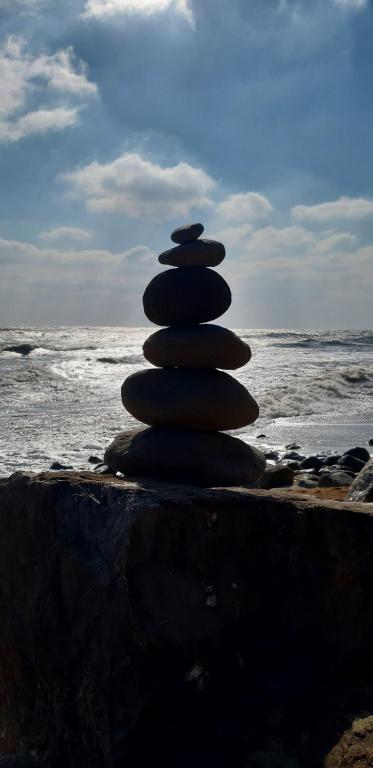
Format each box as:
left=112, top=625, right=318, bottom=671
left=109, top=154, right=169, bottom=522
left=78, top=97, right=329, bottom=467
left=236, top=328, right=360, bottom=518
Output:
left=260, top=366, right=373, bottom=419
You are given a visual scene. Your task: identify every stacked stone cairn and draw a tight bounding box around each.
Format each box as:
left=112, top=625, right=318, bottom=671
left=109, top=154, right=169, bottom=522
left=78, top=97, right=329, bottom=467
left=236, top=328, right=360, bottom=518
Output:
left=105, top=223, right=265, bottom=486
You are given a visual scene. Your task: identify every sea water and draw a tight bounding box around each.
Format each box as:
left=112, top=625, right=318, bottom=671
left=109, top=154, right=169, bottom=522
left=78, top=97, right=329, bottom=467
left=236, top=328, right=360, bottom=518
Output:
left=0, top=327, right=372, bottom=476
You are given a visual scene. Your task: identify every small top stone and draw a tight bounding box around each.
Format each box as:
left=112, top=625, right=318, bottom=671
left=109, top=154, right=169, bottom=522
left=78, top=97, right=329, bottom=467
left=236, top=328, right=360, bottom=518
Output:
left=171, top=223, right=204, bottom=244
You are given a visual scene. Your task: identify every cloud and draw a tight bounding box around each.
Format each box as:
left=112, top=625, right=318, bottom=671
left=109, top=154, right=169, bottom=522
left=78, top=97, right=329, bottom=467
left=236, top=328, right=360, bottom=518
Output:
left=0, top=37, right=97, bottom=142
left=39, top=226, right=93, bottom=242
left=215, top=221, right=359, bottom=263
left=61, top=151, right=215, bottom=219
left=242, top=225, right=316, bottom=256
left=292, top=196, right=373, bottom=222
left=216, top=192, right=273, bottom=222
left=0, top=235, right=155, bottom=276
left=0, top=108, right=79, bottom=142
left=82, top=0, right=193, bottom=24
left=0, top=234, right=157, bottom=323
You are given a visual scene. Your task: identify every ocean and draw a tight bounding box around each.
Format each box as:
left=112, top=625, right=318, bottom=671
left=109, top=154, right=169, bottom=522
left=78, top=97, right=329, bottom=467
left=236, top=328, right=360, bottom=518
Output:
left=0, top=327, right=372, bottom=477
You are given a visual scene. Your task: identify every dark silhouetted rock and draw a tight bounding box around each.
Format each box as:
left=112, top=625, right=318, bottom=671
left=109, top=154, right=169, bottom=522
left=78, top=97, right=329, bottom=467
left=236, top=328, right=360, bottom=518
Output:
left=319, top=464, right=340, bottom=474
left=171, top=222, right=204, bottom=244
left=342, top=446, right=370, bottom=464
left=322, top=454, right=342, bottom=467
left=338, top=454, right=366, bottom=474
left=88, top=455, right=102, bottom=464
left=143, top=268, right=231, bottom=326
left=319, top=471, right=354, bottom=488
left=285, top=443, right=300, bottom=450
left=257, top=464, right=294, bottom=489
left=369, top=438, right=373, bottom=446
left=105, top=427, right=265, bottom=486
left=121, top=369, right=259, bottom=431
left=1, top=471, right=373, bottom=767
left=264, top=450, right=279, bottom=460
left=295, top=477, right=319, bottom=489
left=300, top=455, right=324, bottom=471
left=282, top=451, right=304, bottom=461
left=282, top=460, right=300, bottom=470
left=159, top=239, right=225, bottom=268
left=256, top=434, right=266, bottom=439
left=346, top=459, right=373, bottom=502
left=143, top=324, right=251, bottom=370
left=49, top=461, right=73, bottom=470
left=3, top=344, right=35, bottom=356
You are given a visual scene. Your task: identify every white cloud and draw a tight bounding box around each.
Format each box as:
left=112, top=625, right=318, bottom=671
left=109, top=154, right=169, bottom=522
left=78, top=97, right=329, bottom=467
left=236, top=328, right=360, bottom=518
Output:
left=216, top=222, right=359, bottom=263
left=292, top=196, right=373, bottom=222
left=312, top=231, right=358, bottom=253
left=243, top=225, right=316, bottom=255
left=82, top=0, right=193, bottom=24
left=39, top=226, right=93, bottom=242
left=0, top=107, right=79, bottom=142
left=61, top=151, right=215, bottom=219
left=216, top=192, right=273, bottom=222
left=0, top=37, right=97, bottom=143
left=0, top=235, right=155, bottom=276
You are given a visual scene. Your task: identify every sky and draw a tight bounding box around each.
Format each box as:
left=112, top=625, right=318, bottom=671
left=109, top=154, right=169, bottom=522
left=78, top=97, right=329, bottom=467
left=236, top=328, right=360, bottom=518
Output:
left=0, top=0, right=373, bottom=328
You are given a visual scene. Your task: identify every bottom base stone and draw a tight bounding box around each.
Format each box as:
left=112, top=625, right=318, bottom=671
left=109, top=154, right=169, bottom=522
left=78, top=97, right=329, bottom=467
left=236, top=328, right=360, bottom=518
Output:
left=104, top=427, right=265, bottom=487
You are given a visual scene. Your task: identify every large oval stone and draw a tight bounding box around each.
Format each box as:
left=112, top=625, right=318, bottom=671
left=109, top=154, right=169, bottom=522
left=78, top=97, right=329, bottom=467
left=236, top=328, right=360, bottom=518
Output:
left=121, top=368, right=259, bottom=430
left=143, top=324, right=251, bottom=370
left=104, top=427, right=266, bottom=487
left=159, top=239, right=225, bottom=268
left=171, top=222, right=204, bottom=244
left=143, top=268, right=231, bottom=326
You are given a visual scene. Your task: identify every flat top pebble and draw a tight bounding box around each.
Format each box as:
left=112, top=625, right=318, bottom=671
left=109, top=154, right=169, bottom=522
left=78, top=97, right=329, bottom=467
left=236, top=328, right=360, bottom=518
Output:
left=171, top=223, right=204, bottom=244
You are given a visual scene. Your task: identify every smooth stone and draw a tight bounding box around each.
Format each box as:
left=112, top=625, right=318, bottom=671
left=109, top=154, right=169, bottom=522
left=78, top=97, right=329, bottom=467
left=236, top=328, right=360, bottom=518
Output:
left=143, top=268, right=231, bottom=326
left=143, top=325, right=251, bottom=370
left=337, top=455, right=366, bottom=473
left=121, top=369, right=259, bottom=431
left=321, top=454, right=342, bottom=467
left=342, top=446, right=370, bottom=464
left=300, top=456, right=324, bottom=471
left=281, top=460, right=300, bottom=470
left=159, top=239, right=225, bottom=268
left=50, top=461, right=73, bottom=470
left=88, top=455, right=102, bottom=464
left=285, top=443, right=301, bottom=450
left=346, top=459, right=373, bottom=502
left=257, top=464, right=294, bottom=489
left=318, top=471, right=353, bottom=488
left=319, top=464, right=339, bottom=474
left=104, top=427, right=266, bottom=487
left=281, top=451, right=304, bottom=461
left=171, top=223, right=204, bottom=244
left=295, top=478, right=319, bottom=489
left=264, top=450, right=279, bottom=461
left=3, top=344, right=35, bottom=356
left=369, top=439, right=373, bottom=446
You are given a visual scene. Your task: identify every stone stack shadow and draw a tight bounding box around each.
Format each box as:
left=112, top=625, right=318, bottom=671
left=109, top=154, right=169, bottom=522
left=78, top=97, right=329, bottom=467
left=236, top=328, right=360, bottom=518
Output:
left=105, top=223, right=265, bottom=486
